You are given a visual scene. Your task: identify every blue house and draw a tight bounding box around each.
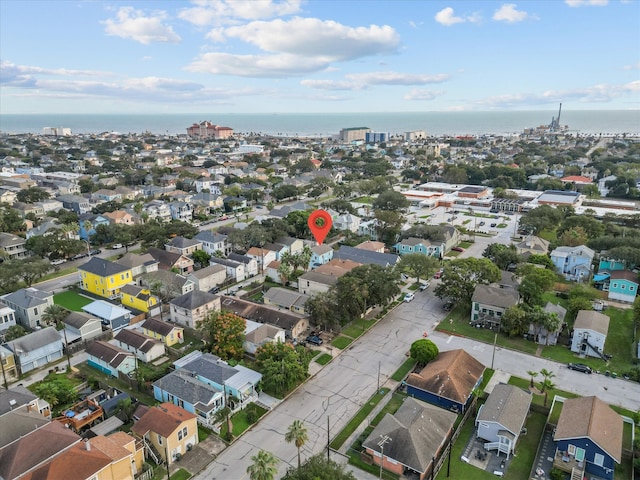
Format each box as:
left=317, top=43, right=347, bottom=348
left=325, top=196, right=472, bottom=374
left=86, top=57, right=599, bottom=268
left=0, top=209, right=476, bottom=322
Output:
left=82, top=300, right=132, bottom=331
left=79, top=213, right=111, bottom=240
left=550, top=245, right=595, bottom=281
left=594, top=258, right=638, bottom=303
left=85, top=341, right=136, bottom=378
left=394, top=237, right=444, bottom=258
left=173, top=351, right=262, bottom=411
left=405, top=349, right=485, bottom=414
left=309, top=244, right=333, bottom=267
left=553, top=396, right=622, bottom=480
left=5, top=327, right=63, bottom=374
left=153, top=369, right=224, bottom=428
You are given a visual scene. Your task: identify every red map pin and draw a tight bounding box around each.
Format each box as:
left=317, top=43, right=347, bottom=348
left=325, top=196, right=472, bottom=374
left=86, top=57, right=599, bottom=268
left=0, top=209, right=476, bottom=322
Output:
left=308, top=209, right=332, bottom=245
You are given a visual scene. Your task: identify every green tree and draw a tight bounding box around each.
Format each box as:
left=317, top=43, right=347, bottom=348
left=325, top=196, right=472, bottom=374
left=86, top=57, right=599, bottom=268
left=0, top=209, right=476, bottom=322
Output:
left=42, top=304, right=69, bottom=327
left=398, top=253, right=440, bottom=284
left=527, top=254, right=554, bottom=269
left=285, top=420, right=308, bottom=469
left=482, top=243, right=520, bottom=270
left=527, top=370, right=539, bottom=388
left=115, top=396, right=135, bottom=423
left=255, top=343, right=310, bottom=397
left=372, top=190, right=409, bottom=211
left=247, top=450, right=279, bottom=480
left=281, top=454, right=356, bottom=480
left=16, top=187, right=50, bottom=203
left=500, top=305, right=528, bottom=337
left=410, top=338, right=439, bottom=366
left=192, top=249, right=211, bottom=267
left=518, top=268, right=557, bottom=306
left=4, top=325, right=27, bottom=341
left=214, top=404, right=234, bottom=441
left=19, top=256, right=52, bottom=286
left=199, top=312, right=246, bottom=361
left=434, top=258, right=501, bottom=304
left=305, top=292, right=340, bottom=331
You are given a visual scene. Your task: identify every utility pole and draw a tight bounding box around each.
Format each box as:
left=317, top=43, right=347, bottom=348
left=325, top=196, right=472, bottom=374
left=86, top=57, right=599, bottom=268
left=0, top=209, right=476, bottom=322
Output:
left=377, top=435, right=392, bottom=479
left=327, top=416, right=330, bottom=461
left=0, top=352, right=8, bottom=390
left=491, top=332, right=498, bottom=370
left=62, top=327, right=72, bottom=371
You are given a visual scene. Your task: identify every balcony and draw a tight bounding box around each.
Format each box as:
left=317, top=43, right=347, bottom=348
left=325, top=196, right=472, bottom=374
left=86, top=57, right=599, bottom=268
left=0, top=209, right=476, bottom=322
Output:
left=552, top=448, right=584, bottom=477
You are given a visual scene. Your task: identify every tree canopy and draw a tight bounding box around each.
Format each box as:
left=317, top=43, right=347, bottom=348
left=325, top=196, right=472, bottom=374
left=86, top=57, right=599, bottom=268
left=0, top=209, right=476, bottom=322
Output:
left=199, top=311, right=246, bottom=361
left=434, top=258, right=501, bottom=304
left=410, top=339, right=439, bottom=366
left=281, top=454, right=356, bottom=480
left=255, top=342, right=311, bottom=397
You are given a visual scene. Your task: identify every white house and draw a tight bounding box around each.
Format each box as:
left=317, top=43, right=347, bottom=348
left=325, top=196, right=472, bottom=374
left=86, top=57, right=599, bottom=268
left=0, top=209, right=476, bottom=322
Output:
left=113, top=328, right=165, bottom=363
left=571, top=310, right=610, bottom=358
left=243, top=319, right=285, bottom=355
left=61, top=311, right=103, bottom=343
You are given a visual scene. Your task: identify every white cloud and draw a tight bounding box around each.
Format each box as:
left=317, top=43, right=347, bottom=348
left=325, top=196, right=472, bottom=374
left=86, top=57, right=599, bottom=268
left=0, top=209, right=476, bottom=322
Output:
left=188, top=17, right=400, bottom=77
left=300, top=79, right=361, bottom=91
left=345, top=71, right=450, bottom=85
left=404, top=89, right=445, bottom=101
left=0, top=61, right=109, bottom=88
left=623, top=62, right=640, bottom=70
left=179, top=0, right=302, bottom=26
left=493, top=4, right=531, bottom=23
left=103, top=7, right=181, bottom=45
left=435, top=7, right=465, bottom=26
left=565, top=0, right=608, bottom=6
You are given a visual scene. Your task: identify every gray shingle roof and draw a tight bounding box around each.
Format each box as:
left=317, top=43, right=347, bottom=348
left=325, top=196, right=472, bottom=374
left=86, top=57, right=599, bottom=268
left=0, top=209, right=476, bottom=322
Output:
left=78, top=257, right=130, bottom=277
left=574, top=310, right=610, bottom=335
left=9, top=327, right=62, bottom=353
left=170, top=290, right=219, bottom=310
left=472, top=284, right=520, bottom=309
left=334, top=245, right=399, bottom=267
left=2, top=287, right=52, bottom=309
left=179, top=352, right=238, bottom=385
left=477, top=384, right=532, bottom=435
left=153, top=370, right=221, bottom=410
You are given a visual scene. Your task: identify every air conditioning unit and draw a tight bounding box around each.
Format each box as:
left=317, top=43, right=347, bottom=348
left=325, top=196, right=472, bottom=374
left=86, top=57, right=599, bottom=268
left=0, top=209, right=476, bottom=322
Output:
left=186, top=443, right=193, bottom=451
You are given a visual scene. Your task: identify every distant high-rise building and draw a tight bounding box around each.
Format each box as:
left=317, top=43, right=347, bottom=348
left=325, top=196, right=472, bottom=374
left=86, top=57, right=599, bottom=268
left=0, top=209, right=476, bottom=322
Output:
left=339, top=127, right=370, bottom=143
left=43, top=127, right=71, bottom=136
left=187, top=121, right=234, bottom=139
left=405, top=130, right=427, bottom=141
left=365, top=132, right=388, bottom=143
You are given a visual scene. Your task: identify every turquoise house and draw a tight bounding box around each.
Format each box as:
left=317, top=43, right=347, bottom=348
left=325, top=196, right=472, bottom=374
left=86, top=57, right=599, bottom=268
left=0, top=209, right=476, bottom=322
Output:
left=594, top=258, right=638, bottom=303
left=394, top=237, right=444, bottom=259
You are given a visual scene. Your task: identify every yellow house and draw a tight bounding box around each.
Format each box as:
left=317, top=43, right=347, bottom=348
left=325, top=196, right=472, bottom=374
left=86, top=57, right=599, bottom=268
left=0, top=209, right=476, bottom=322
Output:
left=132, top=402, right=198, bottom=466
left=120, top=284, right=158, bottom=313
left=78, top=257, right=133, bottom=300
left=141, top=317, right=184, bottom=347
left=0, top=345, right=18, bottom=383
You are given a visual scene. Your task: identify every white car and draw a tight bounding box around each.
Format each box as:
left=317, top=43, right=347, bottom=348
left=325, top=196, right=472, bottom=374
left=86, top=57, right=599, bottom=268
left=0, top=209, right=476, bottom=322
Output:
left=419, top=282, right=430, bottom=291
left=111, top=243, right=123, bottom=249
left=404, top=293, right=415, bottom=302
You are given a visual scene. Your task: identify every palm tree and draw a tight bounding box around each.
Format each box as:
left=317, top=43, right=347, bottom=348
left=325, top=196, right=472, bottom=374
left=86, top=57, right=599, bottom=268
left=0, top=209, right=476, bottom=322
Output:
left=527, top=370, right=539, bottom=388
left=246, top=449, right=278, bottom=480
left=540, top=379, right=555, bottom=407
left=285, top=419, right=308, bottom=469
left=539, top=368, right=555, bottom=389
left=42, top=304, right=69, bottom=327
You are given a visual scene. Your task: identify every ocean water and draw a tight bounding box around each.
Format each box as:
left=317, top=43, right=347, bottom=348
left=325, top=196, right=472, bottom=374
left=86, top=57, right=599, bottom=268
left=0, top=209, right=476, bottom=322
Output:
left=1, top=110, right=639, bottom=137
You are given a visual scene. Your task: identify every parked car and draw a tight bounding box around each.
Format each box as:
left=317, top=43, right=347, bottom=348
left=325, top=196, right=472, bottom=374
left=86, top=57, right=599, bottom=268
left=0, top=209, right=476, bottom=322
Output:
left=111, top=243, right=123, bottom=249
left=479, top=221, right=486, bottom=226
left=452, top=247, right=465, bottom=252
left=568, top=363, right=592, bottom=374
left=305, top=335, right=323, bottom=346
left=404, top=293, right=415, bottom=302
left=50, top=258, right=66, bottom=266
left=419, top=282, right=430, bottom=291
left=89, top=249, right=102, bottom=256
left=443, top=300, right=454, bottom=311
left=208, top=286, right=220, bottom=294
left=433, top=270, right=443, bottom=279
left=490, top=223, right=497, bottom=228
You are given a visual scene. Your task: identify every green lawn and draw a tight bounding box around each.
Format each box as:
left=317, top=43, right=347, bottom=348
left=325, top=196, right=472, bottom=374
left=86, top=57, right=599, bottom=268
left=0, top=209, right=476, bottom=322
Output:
left=459, top=241, right=473, bottom=248
left=74, top=362, right=157, bottom=406
left=220, top=403, right=267, bottom=439
left=315, top=353, right=332, bottom=365
left=332, top=336, right=353, bottom=349
left=506, top=411, right=547, bottom=479
left=390, top=358, right=415, bottom=382
left=53, top=291, right=93, bottom=311
left=508, top=376, right=578, bottom=407
left=341, top=319, right=376, bottom=338
left=352, top=196, right=374, bottom=204
left=198, top=425, right=212, bottom=442
left=330, top=388, right=390, bottom=450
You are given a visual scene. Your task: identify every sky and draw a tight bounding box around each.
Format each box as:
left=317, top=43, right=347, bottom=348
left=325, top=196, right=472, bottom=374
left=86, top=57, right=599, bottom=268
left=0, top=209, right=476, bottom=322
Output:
left=0, top=0, right=639, bottom=114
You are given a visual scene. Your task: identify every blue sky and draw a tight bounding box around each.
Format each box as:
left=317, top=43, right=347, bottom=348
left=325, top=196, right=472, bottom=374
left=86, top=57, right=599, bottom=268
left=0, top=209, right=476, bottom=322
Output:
left=1, top=0, right=638, bottom=114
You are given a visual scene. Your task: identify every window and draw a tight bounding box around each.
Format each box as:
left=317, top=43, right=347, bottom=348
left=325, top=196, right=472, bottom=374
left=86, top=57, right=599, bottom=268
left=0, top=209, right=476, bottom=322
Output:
left=157, top=434, right=163, bottom=445
left=34, top=308, right=38, bottom=315
left=178, top=426, right=187, bottom=441
left=621, top=284, right=625, bottom=290
left=567, top=444, right=576, bottom=455
left=594, top=453, right=604, bottom=466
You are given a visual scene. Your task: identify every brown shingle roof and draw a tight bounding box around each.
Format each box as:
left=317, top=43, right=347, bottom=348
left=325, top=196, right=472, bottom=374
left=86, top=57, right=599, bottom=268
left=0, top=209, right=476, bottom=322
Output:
left=86, top=341, right=133, bottom=367
left=142, top=317, right=182, bottom=336
left=405, top=349, right=485, bottom=404
left=132, top=403, right=196, bottom=438
left=114, top=329, right=160, bottom=353
left=554, top=396, right=623, bottom=463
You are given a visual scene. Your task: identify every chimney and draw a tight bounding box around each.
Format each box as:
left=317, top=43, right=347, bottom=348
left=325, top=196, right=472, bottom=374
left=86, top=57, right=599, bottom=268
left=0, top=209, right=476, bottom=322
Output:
left=84, top=439, right=91, bottom=451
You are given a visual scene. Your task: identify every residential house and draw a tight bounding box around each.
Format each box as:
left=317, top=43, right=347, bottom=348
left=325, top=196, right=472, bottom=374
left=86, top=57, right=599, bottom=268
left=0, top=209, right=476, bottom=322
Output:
left=187, top=264, right=226, bottom=292
left=394, top=237, right=444, bottom=258
left=78, top=257, right=133, bottom=300
left=0, top=344, right=18, bottom=383
left=265, top=260, right=283, bottom=284
left=1, top=287, right=53, bottom=330
left=355, top=240, right=385, bottom=253
left=210, top=257, right=246, bottom=282
left=147, top=247, right=194, bottom=275
left=333, top=213, right=361, bottom=233
left=132, top=403, right=198, bottom=466
left=246, top=246, right=278, bottom=272
left=405, top=349, right=485, bottom=413
left=515, top=235, right=550, bottom=257
left=114, top=328, right=165, bottom=363
left=92, top=189, right=122, bottom=203
left=594, top=257, right=638, bottom=303
left=26, top=219, right=60, bottom=239
left=13, top=202, right=45, bottom=219
left=57, top=194, right=91, bottom=214
left=218, top=296, right=309, bottom=340
left=144, top=200, right=171, bottom=222
left=223, top=195, right=247, bottom=212
left=244, top=319, right=286, bottom=355
left=82, top=300, right=132, bottom=331
left=0, top=302, right=16, bottom=333
left=120, top=284, right=159, bottom=314
left=0, top=388, right=51, bottom=436
left=152, top=369, right=224, bottom=428
left=78, top=213, right=111, bottom=240
left=5, top=327, right=64, bottom=374
left=190, top=192, right=224, bottom=214
left=333, top=245, right=399, bottom=267
left=169, top=290, right=221, bottom=329
left=61, top=311, right=103, bottom=344
left=174, top=351, right=262, bottom=410
left=103, top=209, right=136, bottom=225
left=0, top=232, right=29, bottom=260
left=228, top=252, right=258, bottom=277
left=553, top=396, right=622, bottom=480
left=263, top=287, right=310, bottom=315
left=169, top=201, right=193, bottom=222
left=550, top=245, right=595, bottom=281
left=528, top=302, right=567, bottom=346
left=362, top=397, right=457, bottom=480
left=309, top=244, right=333, bottom=267
left=115, top=252, right=159, bottom=278
left=194, top=177, right=222, bottom=194
left=139, top=269, right=195, bottom=297
left=141, top=317, right=184, bottom=347
left=275, top=236, right=304, bottom=255
left=86, top=341, right=136, bottom=377
left=475, top=384, right=532, bottom=459
left=194, top=230, right=228, bottom=256
left=0, top=420, right=81, bottom=480
left=262, top=242, right=288, bottom=261
left=470, top=285, right=520, bottom=329
left=165, top=236, right=202, bottom=256
left=297, top=270, right=340, bottom=295
left=571, top=310, right=610, bottom=358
